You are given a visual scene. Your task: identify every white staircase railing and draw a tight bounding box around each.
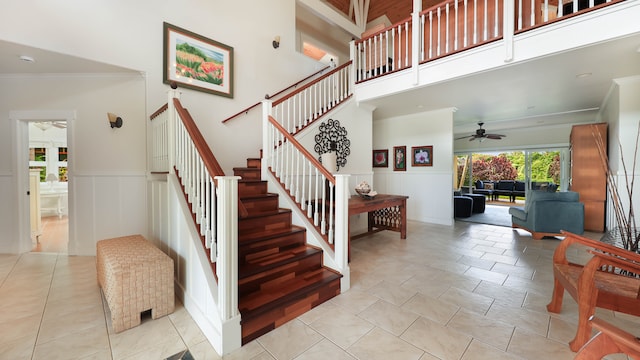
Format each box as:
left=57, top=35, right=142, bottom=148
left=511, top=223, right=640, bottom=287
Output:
left=259, top=60, right=354, bottom=290
left=354, top=0, right=624, bottom=83
left=262, top=112, right=350, bottom=289
left=272, top=61, right=353, bottom=138
left=149, top=89, right=240, bottom=322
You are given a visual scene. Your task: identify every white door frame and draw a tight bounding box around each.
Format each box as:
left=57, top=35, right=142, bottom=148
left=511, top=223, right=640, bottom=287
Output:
left=10, top=110, right=75, bottom=253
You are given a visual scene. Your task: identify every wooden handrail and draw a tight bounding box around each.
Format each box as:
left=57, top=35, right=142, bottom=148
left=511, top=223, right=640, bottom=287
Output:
left=174, top=98, right=225, bottom=177
left=269, top=65, right=330, bottom=99
left=268, top=115, right=335, bottom=184
left=150, top=103, right=168, bottom=121
left=222, top=66, right=331, bottom=124
left=174, top=98, right=249, bottom=218
left=220, top=100, right=262, bottom=124
left=272, top=61, right=352, bottom=107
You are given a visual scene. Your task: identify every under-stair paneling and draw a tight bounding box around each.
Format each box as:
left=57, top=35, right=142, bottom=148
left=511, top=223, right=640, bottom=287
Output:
left=70, top=172, right=147, bottom=255
left=147, top=176, right=169, bottom=252
left=165, top=174, right=241, bottom=355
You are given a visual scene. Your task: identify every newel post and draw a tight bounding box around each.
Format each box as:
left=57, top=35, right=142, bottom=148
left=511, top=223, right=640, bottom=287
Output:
left=262, top=99, right=273, bottom=180
left=334, top=174, right=351, bottom=291
left=167, top=88, right=181, bottom=170
left=215, top=175, right=241, bottom=322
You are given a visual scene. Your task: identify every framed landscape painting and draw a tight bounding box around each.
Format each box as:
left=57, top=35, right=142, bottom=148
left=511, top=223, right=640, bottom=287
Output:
left=372, top=149, right=389, bottom=167
left=393, top=146, right=406, bottom=171
left=163, top=22, right=234, bottom=98
left=411, top=145, right=433, bottom=167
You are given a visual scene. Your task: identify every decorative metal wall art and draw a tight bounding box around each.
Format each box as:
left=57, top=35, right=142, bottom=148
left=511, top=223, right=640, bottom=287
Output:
left=314, top=118, right=350, bottom=171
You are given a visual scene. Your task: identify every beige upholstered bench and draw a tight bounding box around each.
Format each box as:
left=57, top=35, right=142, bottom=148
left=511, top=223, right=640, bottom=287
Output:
left=96, top=235, right=174, bottom=333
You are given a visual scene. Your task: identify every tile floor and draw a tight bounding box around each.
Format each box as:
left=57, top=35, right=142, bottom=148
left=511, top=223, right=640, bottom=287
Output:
left=1, top=220, right=638, bottom=359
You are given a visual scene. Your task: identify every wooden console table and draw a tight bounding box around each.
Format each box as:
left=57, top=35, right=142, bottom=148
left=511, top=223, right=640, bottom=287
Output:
left=349, top=194, right=408, bottom=239
left=307, top=194, right=408, bottom=261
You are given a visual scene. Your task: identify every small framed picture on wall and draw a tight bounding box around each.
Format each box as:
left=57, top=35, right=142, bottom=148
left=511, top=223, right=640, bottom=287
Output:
left=372, top=149, right=389, bottom=167
left=393, top=146, right=406, bottom=171
left=411, top=145, right=433, bottom=167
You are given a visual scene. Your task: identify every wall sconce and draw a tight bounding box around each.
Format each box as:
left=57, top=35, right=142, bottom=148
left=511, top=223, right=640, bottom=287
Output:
left=107, top=112, right=123, bottom=128
left=272, top=36, right=280, bottom=49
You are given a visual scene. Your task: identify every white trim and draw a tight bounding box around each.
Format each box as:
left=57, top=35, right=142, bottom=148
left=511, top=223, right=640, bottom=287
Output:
left=10, top=110, right=75, bottom=254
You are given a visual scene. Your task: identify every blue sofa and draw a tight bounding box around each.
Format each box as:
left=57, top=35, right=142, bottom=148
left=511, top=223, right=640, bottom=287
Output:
left=508, top=190, right=584, bottom=239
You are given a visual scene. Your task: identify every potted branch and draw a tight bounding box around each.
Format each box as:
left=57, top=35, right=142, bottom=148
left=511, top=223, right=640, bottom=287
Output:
left=594, top=122, right=640, bottom=253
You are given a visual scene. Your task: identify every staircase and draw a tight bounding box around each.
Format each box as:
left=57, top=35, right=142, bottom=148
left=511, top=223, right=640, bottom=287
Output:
left=235, top=157, right=342, bottom=344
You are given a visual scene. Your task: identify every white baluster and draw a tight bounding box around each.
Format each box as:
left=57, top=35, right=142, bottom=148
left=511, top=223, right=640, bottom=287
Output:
left=484, top=0, right=488, bottom=41
left=429, top=11, right=433, bottom=58
left=205, top=170, right=212, bottom=248
left=328, top=181, right=334, bottom=244
left=494, top=0, right=499, bottom=37
left=314, top=168, right=319, bottom=226
left=464, top=0, right=469, bottom=47
left=295, top=150, right=300, bottom=202
left=454, top=1, right=459, bottom=50
left=517, top=0, right=523, bottom=30
left=445, top=3, right=450, bottom=54
left=473, top=0, right=478, bottom=44
left=321, top=174, right=327, bottom=235
left=420, top=13, right=425, bottom=61
left=530, top=0, right=535, bottom=26
left=301, top=155, right=307, bottom=211
left=404, top=21, right=409, bottom=67
left=437, top=8, right=441, bottom=56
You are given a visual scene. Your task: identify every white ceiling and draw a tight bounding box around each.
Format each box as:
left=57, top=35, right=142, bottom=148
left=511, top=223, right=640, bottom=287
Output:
left=362, top=33, right=640, bottom=136
left=0, top=40, right=136, bottom=74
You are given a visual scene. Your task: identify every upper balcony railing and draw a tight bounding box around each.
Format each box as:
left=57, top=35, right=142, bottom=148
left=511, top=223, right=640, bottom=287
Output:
left=354, top=0, right=624, bottom=83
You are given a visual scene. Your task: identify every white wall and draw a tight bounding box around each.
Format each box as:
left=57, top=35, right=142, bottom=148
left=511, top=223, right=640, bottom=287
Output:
left=289, top=99, right=375, bottom=235
left=0, top=0, right=330, bottom=254
left=373, top=108, right=455, bottom=226
left=601, top=76, right=640, bottom=231
left=0, top=74, right=147, bottom=255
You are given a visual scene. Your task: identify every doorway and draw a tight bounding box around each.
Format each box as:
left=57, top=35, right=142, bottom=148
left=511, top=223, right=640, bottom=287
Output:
left=11, top=110, right=74, bottom=254
left=29, top=121, right=69, bottom=253
left=454, top=147, right=569, bottom=226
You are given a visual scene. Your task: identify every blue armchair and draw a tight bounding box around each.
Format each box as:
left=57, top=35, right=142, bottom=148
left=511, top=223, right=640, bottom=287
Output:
left=508, top=190, right=584, bottom=239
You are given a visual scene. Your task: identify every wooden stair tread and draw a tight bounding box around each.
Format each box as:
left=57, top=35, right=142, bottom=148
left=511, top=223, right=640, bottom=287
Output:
left=238, top=179, right=266, bottom=184
left=239, top=246, right=321, bottom=279
left=239, top=225, right=306, bottom=245
left=240, top=208, right=290, bottom=219
left=239, top=267, right=341, bottom=317
left=234, top=154, right=341, bottom=344
left=240, top=193, right=278, bottom=200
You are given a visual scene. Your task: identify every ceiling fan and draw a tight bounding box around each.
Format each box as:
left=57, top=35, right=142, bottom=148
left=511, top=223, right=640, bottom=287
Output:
left=455, top=122, right=505, bottom=141
left=33, top=121, right=67, bottom=131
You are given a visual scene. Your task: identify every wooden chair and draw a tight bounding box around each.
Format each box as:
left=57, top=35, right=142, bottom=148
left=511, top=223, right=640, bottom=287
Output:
left=546, top=231, right=640, bottom=351
left=575, top=317, right=640, bottom=359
